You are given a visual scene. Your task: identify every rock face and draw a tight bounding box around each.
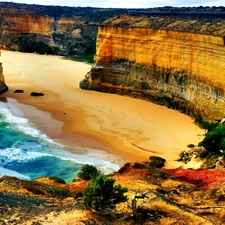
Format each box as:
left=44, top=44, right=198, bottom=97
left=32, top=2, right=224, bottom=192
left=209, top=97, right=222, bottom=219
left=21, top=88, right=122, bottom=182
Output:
left=0, top=3, right=96, bottom=55
left=82, top=15, right=225, bottom=121
left=0, top=2, right=127, bottom=56
left=0, top=51, right=8, bottom=94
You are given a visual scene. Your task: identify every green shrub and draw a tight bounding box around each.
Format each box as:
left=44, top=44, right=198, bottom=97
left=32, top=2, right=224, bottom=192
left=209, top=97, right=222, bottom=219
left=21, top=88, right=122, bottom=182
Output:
left=83, top=175, right=128, bottom=211
left=200, top=124, right=225, bottom=153
left=149, top=156, right=166, bottom=168
left=195, top=118, right=218, bottom=131
left=17, top=39, right=58, bottom=55
left=77, top=164, right=100, bottom=180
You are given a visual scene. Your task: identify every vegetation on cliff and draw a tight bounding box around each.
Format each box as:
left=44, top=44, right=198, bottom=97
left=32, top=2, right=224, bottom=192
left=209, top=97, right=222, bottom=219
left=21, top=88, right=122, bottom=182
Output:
left=17, top=39, right=59, bottom=55
left=2, top=3, right=225, bottom=223
left=200, top=120, right=225, bottom=154
left=103, top=13, right=225, bottom=36
left=83, top=174, right=128, bottom=211
left=77, top=164, right=100, bottom=180
left=1, top=3, right=225, bottom=60
left=2, top=162, right=225, bottom=224
left=0, top=2, right=127, bottom=59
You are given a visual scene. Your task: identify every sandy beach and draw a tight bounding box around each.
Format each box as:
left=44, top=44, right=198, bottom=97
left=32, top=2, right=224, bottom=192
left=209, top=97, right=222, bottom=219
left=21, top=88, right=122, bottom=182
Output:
left=0, top=50, right=205, bottom=168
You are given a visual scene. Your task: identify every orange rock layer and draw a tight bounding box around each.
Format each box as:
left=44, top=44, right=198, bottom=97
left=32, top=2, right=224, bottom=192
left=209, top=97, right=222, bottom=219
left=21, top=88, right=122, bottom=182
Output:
left=86, top=21, right=225, bottom=121
left=0, top=51, right=8, bottom=94
left=0, top=3, right=99, bottom=53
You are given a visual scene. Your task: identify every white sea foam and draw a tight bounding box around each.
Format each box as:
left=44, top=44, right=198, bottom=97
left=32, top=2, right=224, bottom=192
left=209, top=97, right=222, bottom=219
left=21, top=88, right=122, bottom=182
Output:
left=0, top=146, right=121, bottom=176
left=0, top=166, right=30, bottom=180
left=0, top=147, right=53, bottom=164
left=0, top=101, right=123, bottom=177
left=50, top=147, right=123, bottom=174
left=0, top=101, right=60, bottom=145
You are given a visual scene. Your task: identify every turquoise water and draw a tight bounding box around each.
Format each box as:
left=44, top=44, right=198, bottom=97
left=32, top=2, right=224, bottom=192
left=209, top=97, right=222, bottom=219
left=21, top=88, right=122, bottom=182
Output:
left=0, top=101, right=123, bottom=182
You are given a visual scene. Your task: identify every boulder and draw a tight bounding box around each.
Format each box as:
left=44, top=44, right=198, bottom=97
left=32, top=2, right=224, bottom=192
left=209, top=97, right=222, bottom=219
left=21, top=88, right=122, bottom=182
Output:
left=187, top=144, right=195, bottom=148
left=14, top=89, right=24, bottom=93
left=30, top=92, right=44, bottom=96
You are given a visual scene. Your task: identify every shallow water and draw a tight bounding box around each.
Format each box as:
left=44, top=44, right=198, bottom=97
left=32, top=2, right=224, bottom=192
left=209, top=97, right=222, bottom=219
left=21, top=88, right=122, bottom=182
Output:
left=0, top=99, right=124, bottom=182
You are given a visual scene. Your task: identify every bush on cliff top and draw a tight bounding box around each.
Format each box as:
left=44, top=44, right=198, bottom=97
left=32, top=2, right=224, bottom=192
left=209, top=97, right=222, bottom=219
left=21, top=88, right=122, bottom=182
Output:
left=200, top=122, right=225, bottom=154
left=78, top=164, right=100, bottom=180
left=83, top=174, right=128, bottom=211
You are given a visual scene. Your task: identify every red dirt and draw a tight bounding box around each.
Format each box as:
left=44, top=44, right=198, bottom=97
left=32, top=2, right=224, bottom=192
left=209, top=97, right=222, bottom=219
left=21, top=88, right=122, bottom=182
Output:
left=165, top=168, right=225, bottom=189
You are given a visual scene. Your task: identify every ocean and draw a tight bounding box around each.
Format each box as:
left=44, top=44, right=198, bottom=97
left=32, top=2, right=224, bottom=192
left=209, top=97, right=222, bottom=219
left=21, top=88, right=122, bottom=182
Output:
left=0, top=99, right=124, bottom=182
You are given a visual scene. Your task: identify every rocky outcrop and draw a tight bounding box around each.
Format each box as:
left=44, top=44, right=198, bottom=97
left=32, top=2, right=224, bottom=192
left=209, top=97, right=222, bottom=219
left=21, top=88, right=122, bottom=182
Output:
left=0, top=51, right=8, bottom=94
left=81, top=15, right=225, bottom=121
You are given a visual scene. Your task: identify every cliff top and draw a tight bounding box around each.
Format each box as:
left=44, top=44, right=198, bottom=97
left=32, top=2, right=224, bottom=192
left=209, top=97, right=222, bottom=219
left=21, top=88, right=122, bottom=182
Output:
left=1, top=2, right=225, bottom=36
left=1, top=163, right=225, bottom=224
left=0, top=2, right=127, bottom=23
left=1, top=2, right=225, bottom=32
left=103, top=14, right=225, bottom=36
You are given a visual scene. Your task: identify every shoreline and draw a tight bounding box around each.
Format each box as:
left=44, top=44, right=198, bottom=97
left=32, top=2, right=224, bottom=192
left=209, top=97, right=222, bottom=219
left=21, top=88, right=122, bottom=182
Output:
left=0, top=50, right=205, bottom=168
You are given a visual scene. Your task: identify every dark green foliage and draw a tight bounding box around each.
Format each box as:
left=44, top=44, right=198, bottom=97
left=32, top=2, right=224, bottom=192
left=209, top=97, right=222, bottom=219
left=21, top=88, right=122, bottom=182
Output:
left=83, top=175, right=128, bottom=211
left=200, top=123, right=225, bottom=153
left=149, top=156, right=166, bottom=168
left=78, top=164, right=100, bottom=180
left=195, top=118, right=218, bottom=131
left=49, top=176, right=66, bottom=184
left=64, top=50, right=95, bottom=64
left=18, top=39, right=59, bottom=55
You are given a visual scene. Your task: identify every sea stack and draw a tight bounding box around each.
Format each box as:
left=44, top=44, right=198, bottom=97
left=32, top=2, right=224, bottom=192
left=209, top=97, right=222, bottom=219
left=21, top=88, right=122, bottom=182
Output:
left=0, top=51, right=8, bottom=94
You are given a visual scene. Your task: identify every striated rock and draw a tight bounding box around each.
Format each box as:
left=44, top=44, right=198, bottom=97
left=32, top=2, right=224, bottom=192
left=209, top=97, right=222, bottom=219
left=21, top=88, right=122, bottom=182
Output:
left=0, top=51, right=8, bottom=94
left=0, top=2, right=127, bottom=57
left=83, top=14, right=225, bottom=122
left=0, top=5, right=96, bottom=55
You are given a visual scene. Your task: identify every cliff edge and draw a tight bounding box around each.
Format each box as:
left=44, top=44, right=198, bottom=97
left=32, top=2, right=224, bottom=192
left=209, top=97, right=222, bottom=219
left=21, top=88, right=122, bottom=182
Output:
left=81, top=14, right=225, bottom=122
left=0, top=2, right=127, bottom=58
left=2, top=163, right=225, bottom=224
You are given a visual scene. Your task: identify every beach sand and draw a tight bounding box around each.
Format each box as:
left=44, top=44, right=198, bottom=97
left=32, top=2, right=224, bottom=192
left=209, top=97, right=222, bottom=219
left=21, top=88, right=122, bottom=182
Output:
left=0, top=50, right=205, bottom=168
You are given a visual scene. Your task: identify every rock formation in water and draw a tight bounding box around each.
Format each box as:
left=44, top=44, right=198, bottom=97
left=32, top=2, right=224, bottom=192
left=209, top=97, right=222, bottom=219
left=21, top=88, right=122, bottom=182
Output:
left=81, top=14, right=225, bottom=122
left=0, top=51, right=8, bottom=94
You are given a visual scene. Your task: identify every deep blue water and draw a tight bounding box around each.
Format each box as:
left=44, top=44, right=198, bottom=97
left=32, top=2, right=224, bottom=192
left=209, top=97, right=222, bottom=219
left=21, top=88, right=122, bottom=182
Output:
left=0, top=100, right=122, bottom=182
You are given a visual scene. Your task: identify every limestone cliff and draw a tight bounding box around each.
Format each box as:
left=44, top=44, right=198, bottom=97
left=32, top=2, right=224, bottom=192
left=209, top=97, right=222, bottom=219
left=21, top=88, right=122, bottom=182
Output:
left=0, top=2, right=127, bottom=57
left=81, top=14, right=225, bottom=121
left=0, top=51, right=8, bottom=94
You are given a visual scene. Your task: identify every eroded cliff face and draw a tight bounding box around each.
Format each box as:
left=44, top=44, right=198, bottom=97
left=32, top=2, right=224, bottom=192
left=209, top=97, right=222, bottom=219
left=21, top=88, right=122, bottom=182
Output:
left=0, top=4, right=97, bottom=55
left=0, top=2, right=127, bottom=57
left=82, top=15, right=225, bottom=121
left=0, top=51, right=8, bottom=94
